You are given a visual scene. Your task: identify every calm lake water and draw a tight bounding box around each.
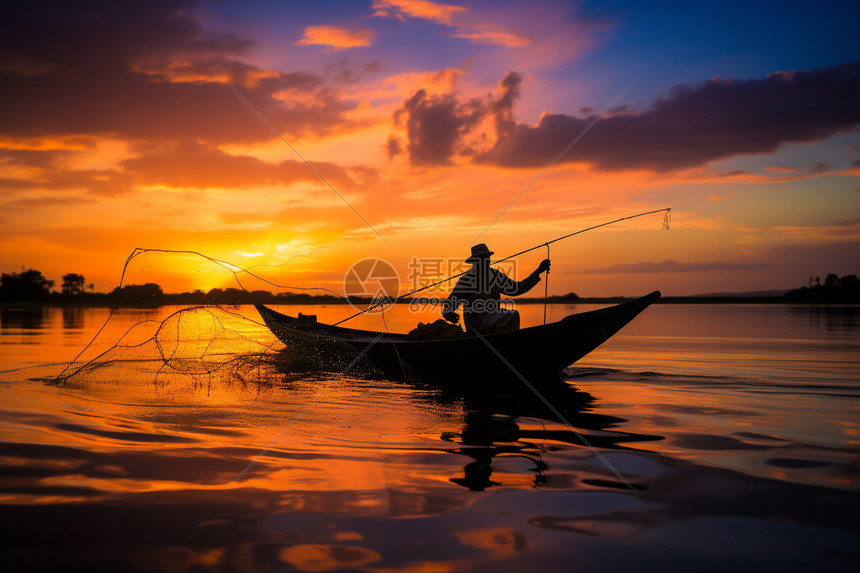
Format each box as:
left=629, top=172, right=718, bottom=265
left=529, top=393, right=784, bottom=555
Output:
left=1, top=302, right=858, bottom=572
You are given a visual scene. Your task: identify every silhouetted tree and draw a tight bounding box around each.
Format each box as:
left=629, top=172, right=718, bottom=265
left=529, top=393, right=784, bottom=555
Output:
left=839, top=275, right=857, bottom=289
left=111, top=283, right=164, bottom=303
left=205, top=288, right=224, bottom=302
left=61, top=273, right=87, bottom=295
left=0, top=269, right=54, bottom=300
left=786, top=273, right=860, bottom=301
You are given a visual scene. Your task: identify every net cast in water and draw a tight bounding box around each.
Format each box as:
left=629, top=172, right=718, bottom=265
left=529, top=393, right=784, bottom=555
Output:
left=53, top=248, right=379, bottom=391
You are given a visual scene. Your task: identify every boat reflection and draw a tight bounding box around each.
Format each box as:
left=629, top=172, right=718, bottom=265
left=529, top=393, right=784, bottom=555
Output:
left=440, top=377, right=663, bottom=491
left=447, top=410, right=548, bottom=490
left=269, top=353, right=663, bottom=493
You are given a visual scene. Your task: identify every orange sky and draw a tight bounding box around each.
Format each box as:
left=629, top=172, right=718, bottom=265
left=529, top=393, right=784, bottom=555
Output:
left=1, top=1, right=858, bottom=297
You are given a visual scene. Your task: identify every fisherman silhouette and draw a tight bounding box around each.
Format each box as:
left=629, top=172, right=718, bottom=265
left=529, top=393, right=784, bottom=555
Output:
left=443, top=244, right=550, bottom=335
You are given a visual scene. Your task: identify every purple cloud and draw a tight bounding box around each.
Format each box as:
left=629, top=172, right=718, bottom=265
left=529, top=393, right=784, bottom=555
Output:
left=391, top=72, right=523, bottom=165
left=392, top=90, right=487, bottom=165
left=395, top=64, right=860, bottom=171
left=483, top=63, right=860, bottom=171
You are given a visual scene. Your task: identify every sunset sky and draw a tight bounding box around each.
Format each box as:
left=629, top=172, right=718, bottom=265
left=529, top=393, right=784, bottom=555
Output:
left=2, top=0, right=859, bottom=297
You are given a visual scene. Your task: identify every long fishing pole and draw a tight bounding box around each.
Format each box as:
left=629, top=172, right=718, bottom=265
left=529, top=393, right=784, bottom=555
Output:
left=333, top=207, right=671, bottom=326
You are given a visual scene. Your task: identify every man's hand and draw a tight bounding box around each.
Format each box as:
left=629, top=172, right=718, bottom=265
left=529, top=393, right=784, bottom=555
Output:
left=443, top=311, right=460, bottom=324
left=538, top=259, right=551, bottom=273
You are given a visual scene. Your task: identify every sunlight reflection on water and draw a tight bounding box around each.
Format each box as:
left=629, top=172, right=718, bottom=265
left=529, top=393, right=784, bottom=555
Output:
left=0, top=303, right=858, bottom=571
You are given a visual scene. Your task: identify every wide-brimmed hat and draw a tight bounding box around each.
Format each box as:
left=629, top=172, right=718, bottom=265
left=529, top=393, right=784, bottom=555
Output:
left=466, top=243, right=494, bottom=263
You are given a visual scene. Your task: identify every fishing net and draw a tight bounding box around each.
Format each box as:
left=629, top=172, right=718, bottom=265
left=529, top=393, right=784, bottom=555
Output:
left=54, top=248, right=380, bottom=391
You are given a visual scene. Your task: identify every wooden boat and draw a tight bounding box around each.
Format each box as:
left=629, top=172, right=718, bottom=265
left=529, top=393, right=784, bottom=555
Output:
left=255, top=291, right=660, bottom=382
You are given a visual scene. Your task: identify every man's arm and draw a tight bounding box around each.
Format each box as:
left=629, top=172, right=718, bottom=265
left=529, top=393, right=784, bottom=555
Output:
left=501, top=259, right=551, bottom=296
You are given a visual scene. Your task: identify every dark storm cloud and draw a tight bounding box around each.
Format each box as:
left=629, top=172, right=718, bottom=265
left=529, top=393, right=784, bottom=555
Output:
left=396, top=63, right=860, bottom=170
left=0, top=1, right=355, bottom=141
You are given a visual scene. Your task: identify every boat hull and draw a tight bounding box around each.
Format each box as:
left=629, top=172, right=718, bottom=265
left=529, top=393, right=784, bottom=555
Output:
left=255, top=291, right=660, bottom=382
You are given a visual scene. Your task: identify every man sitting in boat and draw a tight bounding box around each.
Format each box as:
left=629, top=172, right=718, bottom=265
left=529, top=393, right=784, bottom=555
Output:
left=442, top=243, right=550, bottom=335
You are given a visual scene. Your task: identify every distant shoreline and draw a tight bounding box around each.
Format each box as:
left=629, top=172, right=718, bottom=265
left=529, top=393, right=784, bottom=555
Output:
left=4, top=274, right=856, bottom=307
left=2, top=296, right=858, bottom=308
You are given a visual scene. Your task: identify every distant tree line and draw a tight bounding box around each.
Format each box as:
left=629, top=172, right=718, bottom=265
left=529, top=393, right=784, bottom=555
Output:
left=0, top=268, right=348, bottom=305
left=2, top=268, right=857, bottom=305
left=108, top=285, right=347, bottom=305
left=785, top=273, right=859, bottom=302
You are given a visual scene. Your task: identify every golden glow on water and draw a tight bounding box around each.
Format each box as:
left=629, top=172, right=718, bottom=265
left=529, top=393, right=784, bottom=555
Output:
left=0, top=303, right=858, bottom=571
